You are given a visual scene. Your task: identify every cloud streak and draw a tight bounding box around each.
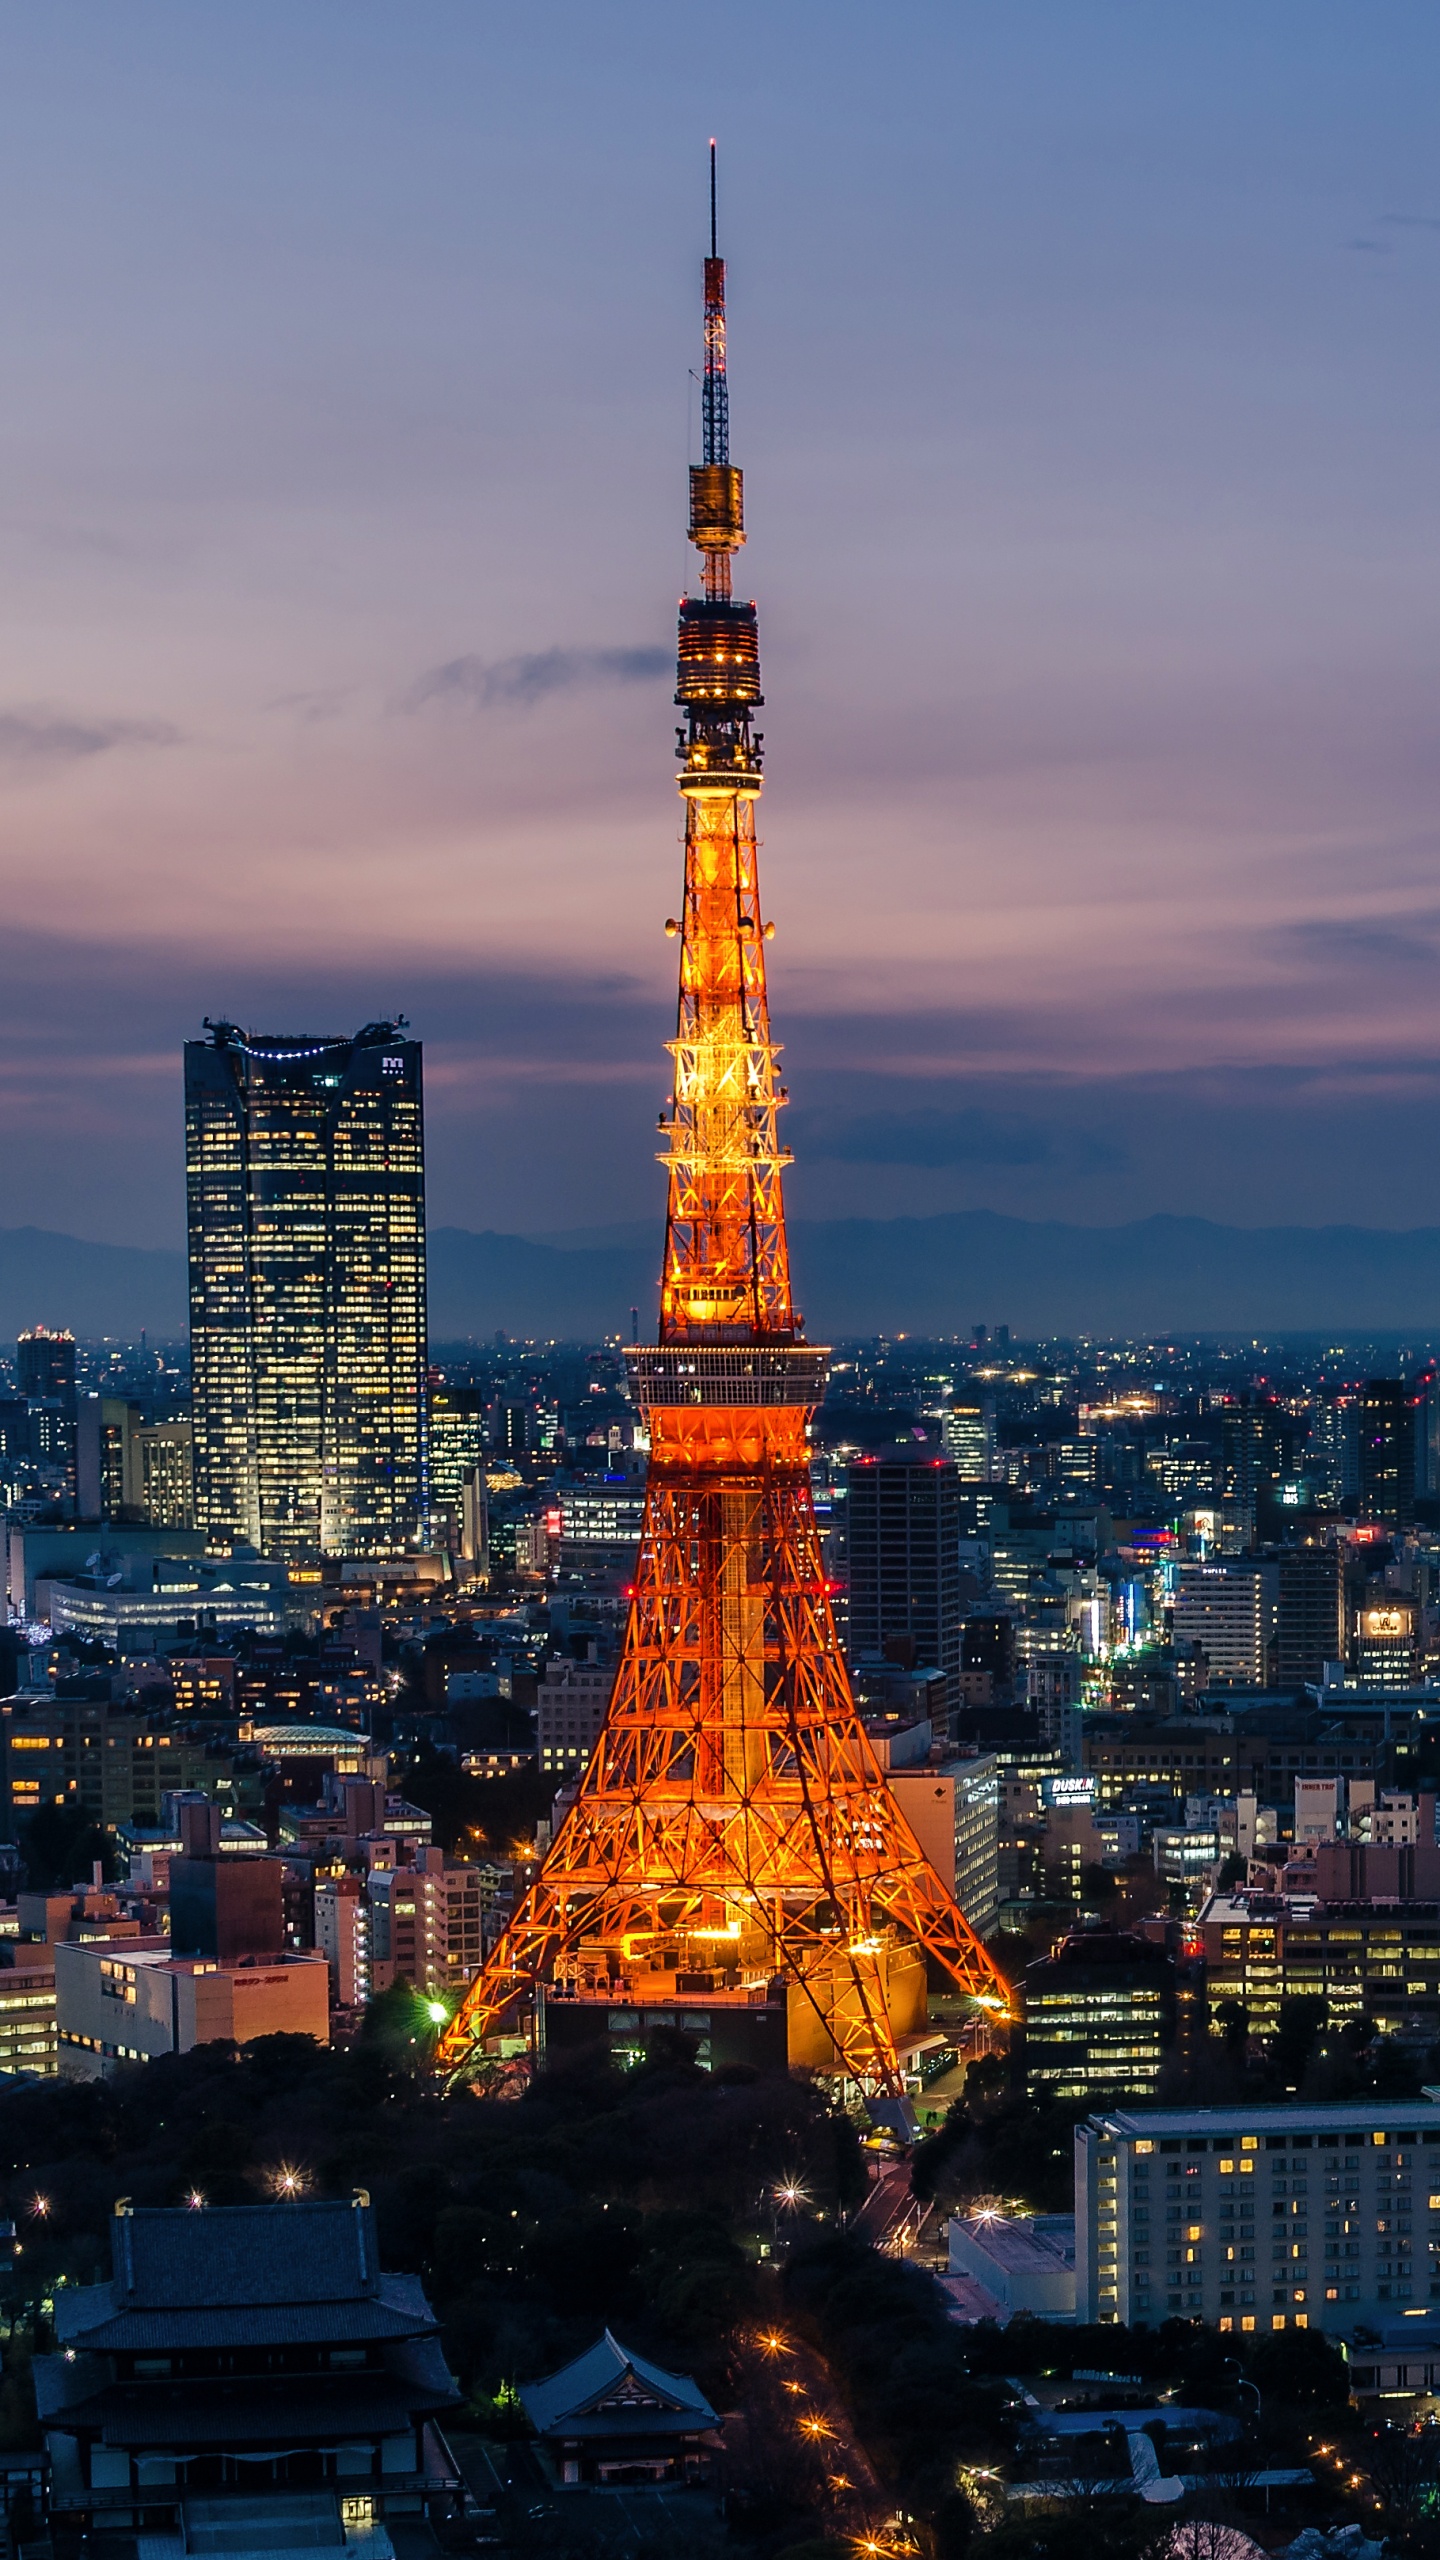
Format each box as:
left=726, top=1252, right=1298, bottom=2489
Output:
left=404, top=646, right=670, bottom=713
left=0, top=708, right=179, bottom=765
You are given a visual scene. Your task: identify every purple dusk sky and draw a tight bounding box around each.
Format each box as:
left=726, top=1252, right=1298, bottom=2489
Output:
left=1, top=3, right=1439, bottom=1248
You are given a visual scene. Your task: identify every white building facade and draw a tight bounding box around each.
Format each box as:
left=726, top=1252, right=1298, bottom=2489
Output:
left=1076, top=2099, right=1440, bottom=2336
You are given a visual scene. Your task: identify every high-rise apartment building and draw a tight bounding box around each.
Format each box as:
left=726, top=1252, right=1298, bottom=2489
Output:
left=844, top=1448, right=962, bottom=1720
left=368, top=1848, right=485, bottom=1998
left=315, top=1875, right=371, bottom=2008
left=186, top=1021, right=427, bottom=1559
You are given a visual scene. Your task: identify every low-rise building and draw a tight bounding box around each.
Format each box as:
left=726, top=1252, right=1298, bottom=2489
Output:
left=520, top=2332, right=717, bottom=2486
left=945, top=2212, right=1076, bottom=2323
left=56, top=1940, right=328, bottom=2077
left=1075, top=2098, right=1440, bottom=2333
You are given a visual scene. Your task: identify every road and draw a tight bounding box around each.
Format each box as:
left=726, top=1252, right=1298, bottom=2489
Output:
left=853, top=2161, right=936, bottom=2259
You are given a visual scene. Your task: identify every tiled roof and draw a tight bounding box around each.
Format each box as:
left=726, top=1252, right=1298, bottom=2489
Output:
left=521, top=2332, right=714, bottom=2436
left=114, top=2200, right=377, bottom=2307
left=55, top=2276, right=435, bottom=2354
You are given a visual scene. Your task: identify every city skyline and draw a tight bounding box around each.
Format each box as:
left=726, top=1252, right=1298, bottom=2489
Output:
left=2, top=6, right=1440, bottom=1258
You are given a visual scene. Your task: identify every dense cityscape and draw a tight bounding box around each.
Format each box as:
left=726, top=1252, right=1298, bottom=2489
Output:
left=5, top=13, right=1440, bottom=2560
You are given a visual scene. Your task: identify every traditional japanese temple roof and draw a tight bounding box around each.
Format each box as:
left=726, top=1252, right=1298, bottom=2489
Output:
left=55, top=2198, right=438, bottom=2354
left=521, top=2332, right=716, bottom=2441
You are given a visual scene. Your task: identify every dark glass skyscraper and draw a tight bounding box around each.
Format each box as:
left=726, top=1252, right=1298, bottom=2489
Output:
left=843, top=1446, right=962, bottom=1721
left=1355, top=1377, right=1419, bottom=1534
left=185, top=1021, right=427, bottom=1559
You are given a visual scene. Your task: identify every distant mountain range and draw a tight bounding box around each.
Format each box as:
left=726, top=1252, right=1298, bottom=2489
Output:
left=6, top=1212, right=1440, bottom=1344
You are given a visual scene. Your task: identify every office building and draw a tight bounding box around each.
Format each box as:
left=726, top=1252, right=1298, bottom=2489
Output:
left=889, top=1753, right=1000, bottom=1937
left=1355, top=1599, right=1419, bottom=1689
left=556, top=1482, right=646, bottom=1573
left=845, top=1448, right=962, bottom=1720
left=1024, top=1926, right=1175, bottom=2102
left=1356, top=1379, right=1420, bottom=1532
left=169, top=1854, right=284, bottom=1963
left=76, top=1402, right=194, bottom=1529
left=4, top=1525, right=204, bottom=1621
left=35, top=1553, right=293, bottom=1654
left=0, top=1954, right=57, bottom=2078
left=1075, top=2100, right=1440, bottom=2331
left=1198, top=1879, right=1440, bottom=2047
left=19, top=1326, right=76, bottom=1498
left=1082, top=1712, right=1384, bottom=1809
left=1171, top=1561, right=1276, bottom=1686
left=1276, top=1545, right=1344, bottom=1687
left=55, top=1940, right=328, bottom=2077
left=1221, top=1393, right=1291, bottom=1512
left=17, top=1326, right=75, bottom=1407
left=0, top=1696, right=222, bottom=1845
left=185, top=1020, right=428, bottom=1560
left=38, top=2198, right=461, bottom=2540
left=942, top=1399, right=995, bottom=1480
left=427, top=1383, right=486, bottom=1522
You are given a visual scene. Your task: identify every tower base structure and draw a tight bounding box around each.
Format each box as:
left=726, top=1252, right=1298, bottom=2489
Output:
left=438, top=1348, right=1011, bottom=2093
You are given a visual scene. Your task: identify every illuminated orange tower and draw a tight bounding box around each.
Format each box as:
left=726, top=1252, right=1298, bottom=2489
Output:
left=438, top=155, right=1010, bottom=2091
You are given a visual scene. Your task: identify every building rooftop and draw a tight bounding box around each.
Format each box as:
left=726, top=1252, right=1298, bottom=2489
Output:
left=955, top=2214, right=1075, bottom=2278
left=55, top=2197, right=440, bottom=2352
left=521, top=2331, right=716, bottom=2439
left=1084, top=2098, right=1440, bottom=2138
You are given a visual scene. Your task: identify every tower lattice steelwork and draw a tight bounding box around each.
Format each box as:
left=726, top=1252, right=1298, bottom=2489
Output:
left=438, top=157, right=1010, bottom=2091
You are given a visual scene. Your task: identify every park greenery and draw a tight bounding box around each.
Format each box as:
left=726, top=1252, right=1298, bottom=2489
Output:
left=0, top=2023, right=1419, bottom=2559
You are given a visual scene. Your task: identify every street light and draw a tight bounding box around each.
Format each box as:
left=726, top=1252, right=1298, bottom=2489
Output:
left=1224, top=2357, right=1262, bottom=2422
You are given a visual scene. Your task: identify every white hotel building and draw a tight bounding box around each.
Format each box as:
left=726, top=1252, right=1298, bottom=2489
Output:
left=1076, top=2100, right=1440, bottom=2335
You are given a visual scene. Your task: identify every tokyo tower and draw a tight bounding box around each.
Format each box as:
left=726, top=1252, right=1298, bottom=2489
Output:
left=438, top=154, right=1011, bottom=2092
